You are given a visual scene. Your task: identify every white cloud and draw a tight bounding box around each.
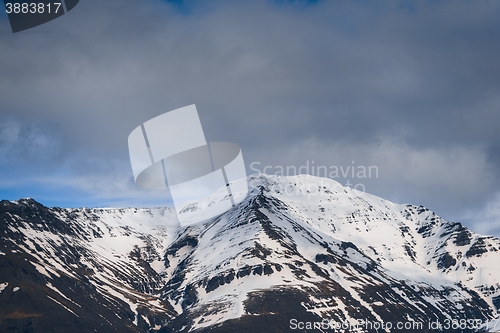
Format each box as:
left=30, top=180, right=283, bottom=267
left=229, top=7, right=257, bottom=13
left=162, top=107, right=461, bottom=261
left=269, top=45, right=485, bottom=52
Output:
left=464, top=193, right=500, bottom=237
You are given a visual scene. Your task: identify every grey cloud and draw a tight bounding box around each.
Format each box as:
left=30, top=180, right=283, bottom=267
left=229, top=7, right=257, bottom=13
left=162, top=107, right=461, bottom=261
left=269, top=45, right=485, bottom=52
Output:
left=0, top=0, right=499, bottom=234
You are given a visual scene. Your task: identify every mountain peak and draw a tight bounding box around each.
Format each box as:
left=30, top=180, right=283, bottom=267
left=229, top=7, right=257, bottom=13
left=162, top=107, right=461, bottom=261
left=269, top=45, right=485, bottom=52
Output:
left=3, top=197, right=39, bottom=206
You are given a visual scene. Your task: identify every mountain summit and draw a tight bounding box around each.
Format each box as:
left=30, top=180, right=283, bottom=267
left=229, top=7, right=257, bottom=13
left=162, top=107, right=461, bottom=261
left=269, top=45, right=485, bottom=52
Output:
left=1, top=175, right=499, bottom=332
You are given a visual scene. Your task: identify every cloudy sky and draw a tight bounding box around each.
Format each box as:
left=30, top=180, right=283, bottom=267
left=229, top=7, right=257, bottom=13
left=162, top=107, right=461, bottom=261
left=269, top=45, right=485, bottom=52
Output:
left=0, top=0, right=499, bottom=236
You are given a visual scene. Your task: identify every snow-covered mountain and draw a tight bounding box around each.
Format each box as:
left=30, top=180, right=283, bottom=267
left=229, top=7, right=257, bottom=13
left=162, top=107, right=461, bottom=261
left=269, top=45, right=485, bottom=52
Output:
left=1, top=174, right=499, bottom=332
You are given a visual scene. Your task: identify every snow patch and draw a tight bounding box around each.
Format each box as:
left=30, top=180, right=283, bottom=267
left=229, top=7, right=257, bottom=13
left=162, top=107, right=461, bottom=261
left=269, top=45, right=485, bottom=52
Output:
left=46, top=295, right=79, bottom=317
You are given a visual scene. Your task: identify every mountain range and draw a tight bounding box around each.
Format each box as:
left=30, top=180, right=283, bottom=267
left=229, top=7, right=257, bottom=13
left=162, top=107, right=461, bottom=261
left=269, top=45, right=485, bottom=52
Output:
left=1, top=174, right=499, bottom=332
